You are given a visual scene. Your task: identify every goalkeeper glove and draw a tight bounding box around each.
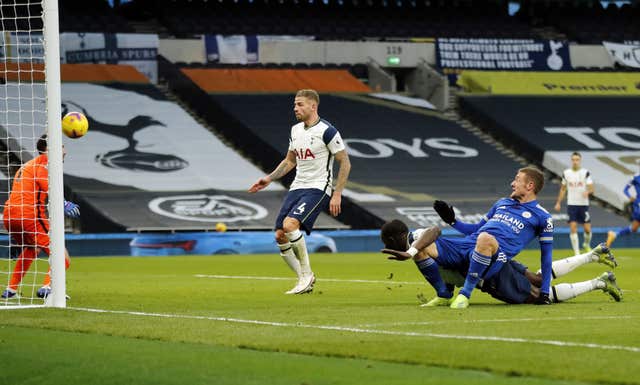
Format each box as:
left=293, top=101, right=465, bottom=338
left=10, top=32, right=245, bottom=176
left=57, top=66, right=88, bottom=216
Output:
left=433, top=200, right=456, bottom=225
left=64, top=200, right=80, bottom=218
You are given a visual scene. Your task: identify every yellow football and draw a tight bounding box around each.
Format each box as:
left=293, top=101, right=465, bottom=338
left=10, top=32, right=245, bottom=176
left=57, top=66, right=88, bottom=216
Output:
left=61, top=111, right=89, bottom=139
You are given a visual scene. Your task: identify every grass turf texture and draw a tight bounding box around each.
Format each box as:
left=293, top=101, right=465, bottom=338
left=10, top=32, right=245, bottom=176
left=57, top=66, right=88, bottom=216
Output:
left=1, top=249, right=639, bottom=385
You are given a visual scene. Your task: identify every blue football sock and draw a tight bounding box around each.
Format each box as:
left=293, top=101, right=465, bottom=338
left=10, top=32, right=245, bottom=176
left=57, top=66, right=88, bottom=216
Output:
left=460, top=250, right=493, bottom=299
left=415, top=258, right=452, bottom=298
left=618, top=226, right=632, bottom=237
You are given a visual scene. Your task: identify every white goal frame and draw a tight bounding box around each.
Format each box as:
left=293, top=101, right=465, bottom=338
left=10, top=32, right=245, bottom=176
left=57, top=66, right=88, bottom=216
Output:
left=1, top=0, right=65, bottom=309
left=43, top=0, right=66, bottom=308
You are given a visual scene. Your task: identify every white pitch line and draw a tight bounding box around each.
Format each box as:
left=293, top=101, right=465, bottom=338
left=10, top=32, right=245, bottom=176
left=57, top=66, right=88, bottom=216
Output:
left=68, top=307, right=640, bottom=353
left=195, top=275, right=640, bottom=294
left=194, top=274, right=424, bottom=285
left=358, top=315, right=636, bottom=327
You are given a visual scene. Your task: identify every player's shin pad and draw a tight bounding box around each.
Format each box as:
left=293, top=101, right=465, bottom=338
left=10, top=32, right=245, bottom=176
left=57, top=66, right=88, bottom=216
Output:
left=287, top=230, right=311, bottom=275
left=278, top=242, right=301, bottom=277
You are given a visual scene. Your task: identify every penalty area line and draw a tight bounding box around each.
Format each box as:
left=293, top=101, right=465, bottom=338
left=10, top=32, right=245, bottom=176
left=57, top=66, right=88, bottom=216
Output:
left=194, top=274, right=424, bottom=285
left=68, top=307, right=640, bottom=353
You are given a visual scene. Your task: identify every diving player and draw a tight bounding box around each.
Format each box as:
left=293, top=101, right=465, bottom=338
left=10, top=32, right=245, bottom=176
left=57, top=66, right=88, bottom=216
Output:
left=381, top=167, right=554, bottom=308
left=380, top=219, right=621, bottom=306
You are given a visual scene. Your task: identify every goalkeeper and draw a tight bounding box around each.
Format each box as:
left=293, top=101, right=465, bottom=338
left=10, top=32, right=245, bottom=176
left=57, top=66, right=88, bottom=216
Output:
left=1, top=135, right=80, bottom=299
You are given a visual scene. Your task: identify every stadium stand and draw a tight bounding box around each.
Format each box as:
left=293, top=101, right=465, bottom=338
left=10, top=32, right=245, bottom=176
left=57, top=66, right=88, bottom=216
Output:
left=207, top=92, right=633, bottom=229
left=459, top=94, right=640, bottom=219
left=59, top=0, right=134, bottom=32
left=4, top=0, right=638, bottom=237
left=522, top=0, right=640, bottom=44
left=169, top=55, right=533, bottom=229
left=122, top=0, right=536, bottom=39
left=1, top=0, right=134, bottom=33
left=182, top=68, right=370, bottom=93
left=160, top=56, right=383, bottom=229
left=0, top=64, right=345, bottom=232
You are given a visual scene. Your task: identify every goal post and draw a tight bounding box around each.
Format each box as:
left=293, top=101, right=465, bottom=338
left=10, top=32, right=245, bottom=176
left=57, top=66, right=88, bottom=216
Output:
left=0, top=0, right=66, bottom=308
left=43, top=0, right=65, bottom=308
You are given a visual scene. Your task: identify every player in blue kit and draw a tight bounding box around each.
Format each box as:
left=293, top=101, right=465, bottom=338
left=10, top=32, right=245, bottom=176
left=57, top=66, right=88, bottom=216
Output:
left=441, top=167, right=554, bottom=308
left=606, top=165, right=640, bottom=248
left=381, top=167, right=553, bottom=308
left=380, top=219, right=621, bottom=306
left=249, top=89, right=351, bottom=295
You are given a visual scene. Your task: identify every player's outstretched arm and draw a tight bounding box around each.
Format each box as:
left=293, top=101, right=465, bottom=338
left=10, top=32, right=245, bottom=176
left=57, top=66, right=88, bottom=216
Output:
left=434, top=200, right=484, bottom=235
left=248, top=152, right=296, bottom=193
left=381, top=226, right=440, bottom=261
left=434, top=200, right=455, bottom=224
left=329, top=150, right=351, bottom=217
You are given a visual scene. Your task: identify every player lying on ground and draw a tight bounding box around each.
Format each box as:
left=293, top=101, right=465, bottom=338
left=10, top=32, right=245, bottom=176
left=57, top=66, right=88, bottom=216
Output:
left=380, top=219, right=622, bottom=307
left=377, top=167, right=554, bottom=309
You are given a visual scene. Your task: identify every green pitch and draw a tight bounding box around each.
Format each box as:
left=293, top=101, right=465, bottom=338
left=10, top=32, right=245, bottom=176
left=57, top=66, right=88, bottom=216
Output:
left=1, top=249, right=639, bottom=385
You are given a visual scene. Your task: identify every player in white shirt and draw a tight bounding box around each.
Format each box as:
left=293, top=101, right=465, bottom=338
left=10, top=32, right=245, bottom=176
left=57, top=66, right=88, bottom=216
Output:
left=249, top=89, right=351, bottom=294
left=554, top=152, right=595, bottom=255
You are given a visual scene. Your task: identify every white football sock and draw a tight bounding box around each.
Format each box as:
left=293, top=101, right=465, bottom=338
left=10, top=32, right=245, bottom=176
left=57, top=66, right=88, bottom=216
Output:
left=583, top=232, right=592, bottom=249
left=278, top=242, right=301, bottom=278
left=286, top=229, right=312, bottom=276
left=569, top=233, right=579, bottom=255
left=550, top=251, right=594, bottom=278
left=551, top=279, right=602, bottom=302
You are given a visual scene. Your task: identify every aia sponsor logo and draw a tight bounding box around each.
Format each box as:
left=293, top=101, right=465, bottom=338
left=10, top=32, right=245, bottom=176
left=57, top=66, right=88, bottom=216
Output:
left=295, top=148, right=316, bottom=160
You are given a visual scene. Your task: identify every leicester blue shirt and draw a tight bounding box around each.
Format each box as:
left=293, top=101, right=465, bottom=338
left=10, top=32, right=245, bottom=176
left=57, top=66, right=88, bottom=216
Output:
left=464, top=198, right=554, bottom=293
left=470, top=198, right=554, bottom=257
left=624, top=175, right=640, bottom=204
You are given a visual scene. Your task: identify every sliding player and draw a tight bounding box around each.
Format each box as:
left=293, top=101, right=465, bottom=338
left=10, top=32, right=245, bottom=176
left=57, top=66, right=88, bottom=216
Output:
left=380, top=219, right=621, bottom=306
left=438, top=167, right=554, bottom=308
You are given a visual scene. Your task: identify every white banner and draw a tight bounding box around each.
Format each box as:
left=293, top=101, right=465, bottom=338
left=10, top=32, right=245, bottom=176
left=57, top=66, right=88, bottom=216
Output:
left=0, top=32, right=45, bottom=63
left=544, top=151, right=640, bottom=210
left=437, top=38, right=571, bottom=71
left=368, top=93, right=436, bottom=110
left=0, top=83, right=284, bottom=192
left=60, top=33, right=159, bottom=83
left=205, top=35, right=259, bottom=64
left=603, top=41, right=640, bottom=68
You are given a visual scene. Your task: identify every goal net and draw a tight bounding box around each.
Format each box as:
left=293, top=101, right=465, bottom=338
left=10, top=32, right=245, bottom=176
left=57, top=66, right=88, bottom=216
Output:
left=1, top=0, right=66, bottom=308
